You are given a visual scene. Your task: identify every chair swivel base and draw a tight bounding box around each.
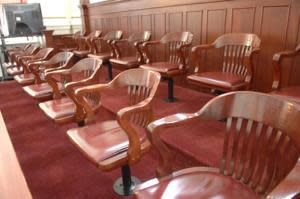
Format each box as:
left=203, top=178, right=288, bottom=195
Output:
left=164, top=97, right=178, bottom=103
left=113, top=176, right=141, bottom=196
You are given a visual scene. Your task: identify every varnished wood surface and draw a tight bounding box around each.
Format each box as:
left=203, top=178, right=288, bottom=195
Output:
left=82, top=0, right=300, bottom=92
left=146, top=91, right=300, bottom=197
left=0, top=112, right=32, bottom=199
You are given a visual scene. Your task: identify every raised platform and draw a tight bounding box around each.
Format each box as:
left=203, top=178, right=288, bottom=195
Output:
left=0, top=76, right=299, bottom=198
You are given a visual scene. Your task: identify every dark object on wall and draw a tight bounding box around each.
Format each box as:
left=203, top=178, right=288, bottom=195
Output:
left=2, top=3, right=44, bottom=37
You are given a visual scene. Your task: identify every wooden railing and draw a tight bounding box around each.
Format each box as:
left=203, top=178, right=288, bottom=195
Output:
left=0, top=112, right=32, bottom=199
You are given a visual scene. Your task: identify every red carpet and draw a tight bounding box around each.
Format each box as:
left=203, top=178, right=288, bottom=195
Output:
left=0, top=72, right=224, bottom=198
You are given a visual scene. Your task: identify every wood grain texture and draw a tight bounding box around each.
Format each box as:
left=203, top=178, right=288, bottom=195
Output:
left=0, top=112, right=32, bottom=199
left=83, top=0, right=300, bottom=92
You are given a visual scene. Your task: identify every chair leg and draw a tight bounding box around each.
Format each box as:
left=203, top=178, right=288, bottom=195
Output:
left=164, top=77, right=177, bottom=103
left=113, top=164, right=141, bottom=196
left=107, top=61, right=113, bottom=80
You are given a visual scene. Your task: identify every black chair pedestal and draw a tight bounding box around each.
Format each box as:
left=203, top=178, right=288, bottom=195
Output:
left=113, top=164, right=141, bottom=196
left=164, top=77, right=177, bottom=103
left=107, top=61, right=113, bottom=80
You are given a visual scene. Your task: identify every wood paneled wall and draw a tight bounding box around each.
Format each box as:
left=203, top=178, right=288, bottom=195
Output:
left=82, top=0, right=300, bottom=92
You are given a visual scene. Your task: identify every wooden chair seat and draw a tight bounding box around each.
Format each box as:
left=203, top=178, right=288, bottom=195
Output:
left=134, top=167, right=260, bottom=199
left=7, top=66, right=23, bottom=76
left=187, top=72, right=246, bottom=91
left=67, top=120, right=149, bottom=170
left=271, top=86, right=300, bottom=104
left=110, top=56, right=140, bottom=68
left=62, top=47, right=77, bottom=52
left=73, top=50, right=90, bottom=59
left=88, top=52, right=112, bottom=62
left=23, top=82, right=63, bottom=99
left=39, top=97, right=75, bottom=122
left=14, top=73, right=35, bottom=84
left=140, top=62, right=182, bottom=76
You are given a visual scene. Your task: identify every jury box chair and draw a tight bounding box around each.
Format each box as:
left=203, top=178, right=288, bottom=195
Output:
left=4, top=43, right=31, bottom=66
left=39, top=58, right=103, bottom=124
left=140, top=31, right=193, bottom=102
left=13, top=48, right=55, bottom=85
left=88, top=30, right=123, bottom=80
left=271, top=43, right=300, bottom=103
left=73, top=30, right=102, bottom=59
left=61, top=31, right=84, bottom=52
left=109, top=31, right=151, bottom=70
left=188, top=33, right=261, bottom=93
left=134, top=91, right=300, bottom=199
left=23, top=52, right=76, bottom=100
left=6, top=44, right=40, bottom=76
left=67, top=68, right=161, bottom=196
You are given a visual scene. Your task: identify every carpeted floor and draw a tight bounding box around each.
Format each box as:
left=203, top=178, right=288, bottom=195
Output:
left=0, top=72, right=221, bottom=199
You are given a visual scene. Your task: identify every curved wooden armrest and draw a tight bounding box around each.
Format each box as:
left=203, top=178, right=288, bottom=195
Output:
left=147, top=112, right=200, bottom=177
left=141, top=41, right=160, bottom=64
left=45, top=69, right=71, bottom=99
left=65, top=77, right=99, bottom=121
left=273, top=50, right=298, bottom=62
left=272, top=49, right=299, bottom=90
left=112, top=39, right=128, bottom=44
left=191, top=44, right=214, bottom=73
left=75, top=83, right=112, bottom=122
left=46, top=68, right=71, bottom=77
left=116, top=98, right=153, bottom=164
left=191, top=44, right=215, bottom=53
left=147, top=113, right=198, bottom=133
left=142, top=40, right=160, bottom=47
left=91, top=37, right=104, bottom=42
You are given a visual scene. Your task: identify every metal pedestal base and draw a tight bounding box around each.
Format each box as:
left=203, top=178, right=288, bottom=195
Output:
left=113, top=164, right=141, bottom=196
left=164, top=97, right=178, bottom=103
left=113, top=176, right=141, bottom=196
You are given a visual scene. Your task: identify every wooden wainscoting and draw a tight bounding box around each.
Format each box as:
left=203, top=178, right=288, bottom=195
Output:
left=82, top=0, right=300, bottom=92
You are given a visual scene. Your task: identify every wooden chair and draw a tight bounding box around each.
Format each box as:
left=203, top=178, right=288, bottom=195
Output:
left=67, top=68, right=161, bottom=196
left=13, top=48, right=55, bottom=85
left=4, top=43, right=32, bottom=67
left=6, top=44, right=40, bottom=76
left=140, top=32, right=193, bottom=102
left=187, top=33, right=261, bottom=93
left=271, top=43, right=300, bottom=103
left=23, top=52, right=75, bottom=100
left=39, top=58, right=103, bottom=124
left=73, top=30, right=102, bottom=59
left=109, top=31, right=151, bottom=70
left=61, top=31, right=84, bottom=52
left=134, top=91, right=300, bottom=199
left=88, top=30, right=123, bottom=80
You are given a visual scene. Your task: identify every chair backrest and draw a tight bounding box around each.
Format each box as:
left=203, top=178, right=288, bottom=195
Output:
left=69, top=57, right=102, bottom=76
left=67, top=58, right=103, bottom=117
left=86, top=30, right=102, bottom=50
left=103, top=30, right=123, bottom=41
left=183, top=91, right=299, bottom=196
left=25, top=44, right=40, bottom=55
left=112, top=68, right=160, bottom=113
left=115, top=31, right=151, bottom=60
left=92, top=30, right=123, bottom=54
left=213, top=33, right=261, bottom=77
left=32, top=48, right=54, bottom=60
left=128, top=31, right=151, bottom=43
left=160, top=32, right=193, bottom=65
left=46, top=51, right=74, bottom=67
